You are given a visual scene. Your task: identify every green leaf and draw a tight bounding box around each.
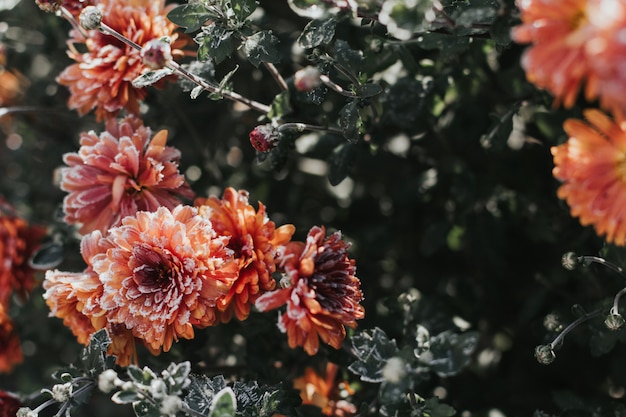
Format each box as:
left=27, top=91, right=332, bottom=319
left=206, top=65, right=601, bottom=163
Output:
left=268, top=90, right=292, bottom=120
left=133, top=401, right=161, bottom=417
left=349, top=327, right=400, bottom=383
left=185, top=374, right=227, bottom=415
left=339, top=100, right=361, bottom=143
left=126, top=365, right=156, bottom=385
left=209, top=387, right=237, bottom=417
left=332, top=40, right=363, bottom=75
left=111, top=390, right=142, bottom=405
left=195, top=24, right=235, bottom=64
left=288, top=0, right=332, bottom=18
left=379, top=0, right=431, bottom=40
left=422, top=397, right=456, bottom=417
left=167, top=3, right=217, bottom=33
left=298, top=17, right=337, bottom=49
left=243, top=31, right=280, bottom=67
left=426, top=330, right=479, bottom=377
left=327, top=143, right=356, bottom=186
left=357, top=83, right=382, bottom=98
left=230, top=0, right=257, bottom=22
left=131, top=68, right=174, bottom=88
left=80, top=329, right=111, bottom=375
left=28, top=241, right=63, bottom=270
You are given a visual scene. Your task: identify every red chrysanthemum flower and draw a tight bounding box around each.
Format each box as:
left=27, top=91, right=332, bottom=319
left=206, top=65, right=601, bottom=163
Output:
left=195, top=188, right=295, bottom=323
left=60, top=115, right=194, bottom=234
left=44, top=230, right=138, bottom=365
left=57, top=0, right=185, bottom=121
left=0, top=390, right=22, bottom=417
left=93, top=206, right=238, bottom=353
left=0, top=303, right=22, bottom=373
left=512, top=0, right=595, bottom=108
left=292, top=363, right=357, bottom=417
left=0, top=201, right=46, bottom=307
left=255, top=226, right=365, bottom=355
left=551, top=109, right=626, bottom=244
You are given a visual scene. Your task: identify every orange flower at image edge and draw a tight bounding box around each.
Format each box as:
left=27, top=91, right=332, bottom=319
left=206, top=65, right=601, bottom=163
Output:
left=256, top=226, right=365, bottom=355
left=195, top=188, right=295, bottom=323
left=57, top=0, right=186, bottom=121
left=0, top=304, right=23, bottom=373
left=552, top=109, right=626, bottom=244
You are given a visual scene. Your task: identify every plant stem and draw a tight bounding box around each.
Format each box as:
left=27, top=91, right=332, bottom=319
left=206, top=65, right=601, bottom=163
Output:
left=263, top=62, right=289, bottom=91
left=579, top=255, right=626, bottom=280
left=320, top=74, right=358, bottom=98
left=550, top=309, right=601, bottom=350
left=278, top=122, right=343, bottom=136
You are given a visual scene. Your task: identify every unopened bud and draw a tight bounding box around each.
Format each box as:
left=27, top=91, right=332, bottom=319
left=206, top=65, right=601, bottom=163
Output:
left=141, top=38, right=172, bottom=70
left=605, top=313, right=625, bottom=331
left=17, top=408, right=38, bottom=417
left=79, top=6, right=102, bottom=30
left=35, top=0, right=62, bottom=13
left=534, top=344, right=556, bottom=365
left=249, top=124, right=279, bottom=152
left=294, top=66, right=322, bottom=92
left=561, top=252, right=579, bottom=270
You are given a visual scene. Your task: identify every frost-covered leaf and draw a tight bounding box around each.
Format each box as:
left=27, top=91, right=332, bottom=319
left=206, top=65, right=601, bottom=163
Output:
left=243, top=31, right=280, bottom=67
left=426, top=330, right=479, bottom=377
left=349, top=327, right=400, bottom=382
left=133, top=401, right=161, bottom=417
left=230, top=0, right=257, bottom=22
left=126, top=365, right=156, bottom=385
left=196, top=24, right=235, bottom=64
left=185, top=375, right=228, bottom=415
left=268, top=90, right=292, bottom=120
left=414, top=324, right=431, bottom=358
left=80, top=329, right=111, bottom=376
left=298, top=17, right=337, bottom=49
left=209, top=387, right=237, bottom=417
left=111, top=390, right=141, bottom=404
left=167, top=3, right=218, bottom=33
left=209, top=65, right=239, bottom=100
left=339, top=100, right=361, bottom=143
left=333, top=40, right=363, bottom=75
left=132, top=68, right=173, bottom=88
left=190, top=85, right=204, bottom=99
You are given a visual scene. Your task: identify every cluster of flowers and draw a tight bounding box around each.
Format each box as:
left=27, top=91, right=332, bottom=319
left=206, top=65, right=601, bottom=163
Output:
left=43, top=113, right=364, bottom=365
left=0, top=201, right=45, bottom=373
left=513, top=0, right=626, bottom=245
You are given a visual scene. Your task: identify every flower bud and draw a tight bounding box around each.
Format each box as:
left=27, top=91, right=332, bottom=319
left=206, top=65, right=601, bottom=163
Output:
left=534, top=344, right=556, bottom=365
left=141, top=38, right=173, bottom=70
left=50, top=382, right=73, bottom=402
left=249, top=124, right=279, bottom=152
left=561, top=252, right=579, bottom=270
left=35, top=0, right=62, bottom=13
left=17, top=408, right=38, bottom=417
left=98, top=369, right=119, bottom=393
left=79, top=6, right=102, bottom=30
left=294, top=66, right=322, bottom=92
left=605, top=313, right=625, bottom=331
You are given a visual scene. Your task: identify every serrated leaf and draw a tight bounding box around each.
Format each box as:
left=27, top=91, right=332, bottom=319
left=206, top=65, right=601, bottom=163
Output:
left=349, top=327, right=400, bottom=382
left=111, top=390, right=142, bottom=404
left=132, top=68, right=174, bottom=88
left=339, top=100, right=361, bottom=143
left=298, top=17, right=337, bottom=49
left=29, top=241, right=63, bottom=270
left=209, top=387, right=237, bottom=417
left=231, top=0, right=257, bottom=22
left=196, top=24, right=235, bottom=64
left=243, top=31, right=280, bottom=67
left=426, top=330, right=479, bottom=377
left=167, top=3, right=217, bottom=33
left=327, top=143, right=356, bottom=186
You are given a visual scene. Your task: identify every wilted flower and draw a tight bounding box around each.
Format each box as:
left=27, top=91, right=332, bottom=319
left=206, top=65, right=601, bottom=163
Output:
left=292, top=363, right=356, bottom=417
left=255, top=226, right=365, bottom=355
left=60, top=115, right=194, bottom=234
left=57, top=0, right=185, bottom=121
left=551, top=109, right=626, bottom=244
left=93, top=206, right=238, bottom=352
left=294, top=66, right=322, bottom=92
left=249, top=124, right=279, bottom=153
left=0, top=303, right=23, bottom=373
left=0, top=201, right=45, bottom=307
left=195, top=188, right=295, bottom=323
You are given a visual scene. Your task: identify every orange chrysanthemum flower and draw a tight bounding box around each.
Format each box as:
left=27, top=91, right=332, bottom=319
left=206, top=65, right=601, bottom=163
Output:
left=94, top=206, right=238, bottom=353
left=0, top=202, right=46, bottom=307
left=255, top=226, right=365, bottom=355
left=512, top=0, right=594, bottom=108
left=60, top=115, right=194, bottom=234
left=57, top=0, right=184, bottom=121
left=44, top=230, right=138, bottom=365
left=195, top=188, right=295, bottom=323
left=293, top=363, right=357, bottom=417
left=0, top=304, right=22, bottom=373
left=551, top=108, right=626, bottom=244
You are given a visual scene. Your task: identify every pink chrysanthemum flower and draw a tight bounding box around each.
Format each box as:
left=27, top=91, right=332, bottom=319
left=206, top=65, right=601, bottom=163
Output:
left=512, top=0, right=595, bottom=108
left=93, top=206, right=238, bottom=353
left=44, top=230, right=138, bottom=365
left=57, top=0, right=185, bottom=121
left=552, top=109, right=626, bottom=244
left=195, top=188, right=295, bottom=323
left=255, top=226, right=365, bottom=355
left=60, top=115, right=194, bottom=234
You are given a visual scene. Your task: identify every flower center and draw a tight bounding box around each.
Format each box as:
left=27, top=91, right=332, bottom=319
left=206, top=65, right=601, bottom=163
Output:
left=130, top=243, right=173, bottom=287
